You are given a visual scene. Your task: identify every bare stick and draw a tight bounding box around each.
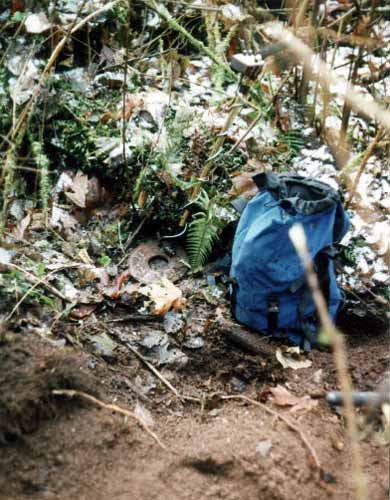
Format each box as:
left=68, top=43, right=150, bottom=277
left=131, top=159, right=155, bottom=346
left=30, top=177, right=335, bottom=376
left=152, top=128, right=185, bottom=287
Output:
left=346, top=128, right=384, bottom=208
left=111, top=331, right=200, bottom=403
left=52, top=389, right=167, bottom=451
left=6, top=263, right=81, bottom=321
left=124, top=343, right=199, bottom=403
left=289, top=224, right=367, bottom=500
left=266, top=22, right=390, bottom=133
left=121, top=0, right=131, bottom=168
left=7, top=0, right=120, bottom=145
left=3, top=262, right=72, bottom=303
left=222, top=395, right=321, bottom=471
left=126, top=343, right=181, bottom=398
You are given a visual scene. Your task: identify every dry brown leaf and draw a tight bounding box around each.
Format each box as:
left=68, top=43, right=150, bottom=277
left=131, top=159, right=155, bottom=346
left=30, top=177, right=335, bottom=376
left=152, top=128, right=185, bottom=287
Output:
left=276, top=347, right=312, bottom=370
left=77, top=248, right=93, bottom=265
left=13, top=212, right=31, bottom=241
left=70, top=304, right=97, bottom=320
left=229, top=173, right=259, bottom=200
left=270, top=385, right=318, bottom=413
left=270, top=385, right=301, bottom=407
left=65, top=171, right=89, bottom=208
left=140, top=278, right=185, bottom=316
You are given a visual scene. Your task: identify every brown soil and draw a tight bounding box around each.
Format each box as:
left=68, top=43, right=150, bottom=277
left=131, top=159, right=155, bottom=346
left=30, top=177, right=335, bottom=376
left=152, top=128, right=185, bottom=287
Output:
left=0, top=315, right=388, bottom=500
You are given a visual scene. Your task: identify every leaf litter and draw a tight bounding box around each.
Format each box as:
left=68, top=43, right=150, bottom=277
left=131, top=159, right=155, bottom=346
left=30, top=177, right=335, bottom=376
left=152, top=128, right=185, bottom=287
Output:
left=0, top=4, right=389, bottom=498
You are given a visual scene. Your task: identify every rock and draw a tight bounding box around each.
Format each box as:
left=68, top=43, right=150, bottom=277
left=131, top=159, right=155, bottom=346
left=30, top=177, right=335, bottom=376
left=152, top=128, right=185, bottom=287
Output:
left=256, top=440, right=273, bottom=458
left=88, top=332, right=117, bottom=362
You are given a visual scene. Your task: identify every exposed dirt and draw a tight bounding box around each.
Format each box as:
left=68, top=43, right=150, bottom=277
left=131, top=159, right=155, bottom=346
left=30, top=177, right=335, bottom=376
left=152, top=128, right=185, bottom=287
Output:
left=0, top=314, right=388, bottom=500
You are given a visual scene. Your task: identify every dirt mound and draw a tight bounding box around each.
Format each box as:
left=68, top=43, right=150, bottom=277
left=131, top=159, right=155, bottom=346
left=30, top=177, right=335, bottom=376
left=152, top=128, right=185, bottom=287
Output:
left=0, top=331, right=98, bottom=444
left=0, top=319, right=388, bottom=500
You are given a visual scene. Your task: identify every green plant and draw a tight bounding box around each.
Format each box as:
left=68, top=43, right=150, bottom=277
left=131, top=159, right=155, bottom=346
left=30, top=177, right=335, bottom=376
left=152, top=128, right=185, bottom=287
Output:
left=278, top=128, right=305, bottom=158
left=30, top=139, right=51, bottom=220
left=0, top=269, right=55, bottom=309
left=205, top=12, right=237, bottom=91
left=186, top=190, right=221, bottom=271
left=98, top=255, right=112, bottom=267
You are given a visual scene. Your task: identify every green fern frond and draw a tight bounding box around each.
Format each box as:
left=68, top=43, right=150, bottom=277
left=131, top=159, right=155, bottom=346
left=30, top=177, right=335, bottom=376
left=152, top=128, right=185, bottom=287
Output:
left=186, top=212, right=220, bottom=271
left=279, top=129, right=305, bottom=156
left=133, top=166, right=148, bottom=203
left=186, top=190, right=221, bottom=271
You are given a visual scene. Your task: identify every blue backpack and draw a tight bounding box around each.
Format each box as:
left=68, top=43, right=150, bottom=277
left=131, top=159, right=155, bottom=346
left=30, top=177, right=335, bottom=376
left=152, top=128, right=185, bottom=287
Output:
left=230, top=173, right=349, bottom=351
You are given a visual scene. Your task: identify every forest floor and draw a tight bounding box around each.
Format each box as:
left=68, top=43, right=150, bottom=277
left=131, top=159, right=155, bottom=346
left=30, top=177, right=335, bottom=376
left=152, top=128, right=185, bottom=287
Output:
left=1, top=3, right=389, bottom=499
left=0, top=310, right=388, bottom=500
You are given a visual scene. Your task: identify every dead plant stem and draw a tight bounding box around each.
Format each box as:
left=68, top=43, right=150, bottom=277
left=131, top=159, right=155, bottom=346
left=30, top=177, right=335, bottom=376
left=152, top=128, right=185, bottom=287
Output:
left=345, top=128, right=384, bottom=208
left=122, top=0, right=131, bottom=168
left=4, top=262, right=72, bottom=303
left=289, top=225, right=368, bottom=500
left=111, top=331, right=200, bottom=404
left=52, top=389, right=167, bottom=451
left=267, top=22, right=390, bottom=133
left=6, top=264, right=82, bottom=321
left=222, top=395, right=321, bottom=471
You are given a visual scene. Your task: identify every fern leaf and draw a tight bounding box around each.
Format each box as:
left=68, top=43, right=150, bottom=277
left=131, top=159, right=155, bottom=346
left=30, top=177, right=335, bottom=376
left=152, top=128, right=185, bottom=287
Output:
left=186, top=213, right=219, bottom=271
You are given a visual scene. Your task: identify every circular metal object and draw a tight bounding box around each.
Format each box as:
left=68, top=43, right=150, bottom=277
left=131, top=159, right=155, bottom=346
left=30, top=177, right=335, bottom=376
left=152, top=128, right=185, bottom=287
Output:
left=128, top=241, right=187, bottom=284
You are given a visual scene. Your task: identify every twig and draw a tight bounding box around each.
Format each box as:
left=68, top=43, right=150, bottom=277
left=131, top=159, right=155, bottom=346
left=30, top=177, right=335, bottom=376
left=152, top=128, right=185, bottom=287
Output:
left=222, top=395, right=321, bottom=471
left=122, top=0, right=131, bottom=168
left=5, top=264, right=81, bottom=321
left=346, top=127, right=384, bottom=208
left=1, top=1, right=120, bottom=230
left=289, top=224, right=367, bottom=500
left=224, top=68, right=293, bottom=157
left=143, top=0, right=234, bottom=78
left=117, top=208, right=153, bottom=267
left=339, top=47, right=364, bottom=145
left=3, top=262, right=72, bottom=303
left=2, top=0, right=120, bottom=154
left=102, top=314, right=158, bottom=323
left=111, top=331, right=200, bottom=404
left=52, top=389, right=167, bottom=451
left=123, top=342, right=181, bottom=399
left=226, top=110, right=263, bottom=157
left=267, top=22, right=390, bottom=133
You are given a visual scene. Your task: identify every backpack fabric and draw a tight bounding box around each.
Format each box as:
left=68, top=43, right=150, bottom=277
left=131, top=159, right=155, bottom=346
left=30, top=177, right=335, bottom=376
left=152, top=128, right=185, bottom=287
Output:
left=230, top=172, right=349, bottom=351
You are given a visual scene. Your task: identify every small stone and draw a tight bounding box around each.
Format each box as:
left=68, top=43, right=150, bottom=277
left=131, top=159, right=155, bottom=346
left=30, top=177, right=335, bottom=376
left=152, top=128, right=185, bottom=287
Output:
left=88, top=333, right=117, bottom=362
left=256, top=440, right=273, bottom=458
left=183, top=336, right=204, bottom=349
left=164, top=311, right=185, bottom=334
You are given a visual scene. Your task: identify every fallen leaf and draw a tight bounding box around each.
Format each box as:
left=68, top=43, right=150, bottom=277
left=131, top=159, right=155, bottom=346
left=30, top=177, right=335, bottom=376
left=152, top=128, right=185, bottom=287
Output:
left=270, top=385, right=301, bottom=407
left=134, top=402, right=154, bottom=428
left=140, top=278, right=185, bottom=316
left=270, top=385, right=318, bottom=413
left=65, top=171, right=89, bottom=208
left=77, top=248, right=93, bottom=265
left=12, top=212, right=31, bottom=241
left=85, top=177, right=102, bottom=208
left=276, top=348, right=312, bottom=370
left=69, top=304, right=97, bottom=320
left=50, top=206, right=78, bottom=230
left=12, top=0, right=25, bottom=14
left=25, top=13, right=52, bottom=34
